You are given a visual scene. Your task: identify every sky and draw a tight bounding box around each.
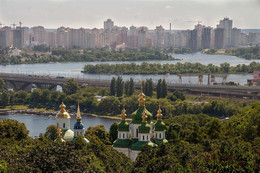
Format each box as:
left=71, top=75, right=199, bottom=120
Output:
left=0, top=0, right=260, bottom=30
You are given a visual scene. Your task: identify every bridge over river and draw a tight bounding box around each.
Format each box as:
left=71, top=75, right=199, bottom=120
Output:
left=0, top=73, right=259, bottom=100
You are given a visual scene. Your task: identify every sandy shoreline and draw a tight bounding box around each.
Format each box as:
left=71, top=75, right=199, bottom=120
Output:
left=0, top=109, right=131, bottom=121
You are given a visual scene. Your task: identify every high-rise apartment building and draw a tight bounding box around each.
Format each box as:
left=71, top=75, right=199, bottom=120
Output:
left=194, top=23, right=204, bottom=50
left=0, top=26, right=13, bottom=48
left=31, top=26, right=46, bottom=45
left=189, top=29, right=197, bottom=51
left=13, top=27, right=23, bottom=49
left=217, top=17, right=232, bottom=48
left=137, top=27, right=148, bottom=48
left=231, top=28, right=241, bottom=48
left=202, top=27, right=213, bottom=49
left=214, top=28, right=224, bottom=49
left=154, top=25, right=164, bottom=48
left=104, top=19, right=114, bottom=31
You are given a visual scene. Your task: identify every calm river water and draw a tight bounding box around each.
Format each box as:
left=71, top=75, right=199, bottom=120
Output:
left=0, top=52, right=259, bottom=85
left=0, top=114, right=121, bottom=137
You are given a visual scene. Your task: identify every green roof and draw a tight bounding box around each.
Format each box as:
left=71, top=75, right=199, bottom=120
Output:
left=54, top=137, right=65, bottom=143
left=131, top=141, right=157, bottom=151
left=138, top=123, right=151, bottom=133
left=131, top=106, right=152, bottom=124
left=154, top=120, right=166, bottom=131
left=154, top=139, right=168, bottom=145
left=113, top=139, right=131, bottom=148
left=118, top=121, right=129, bottom=131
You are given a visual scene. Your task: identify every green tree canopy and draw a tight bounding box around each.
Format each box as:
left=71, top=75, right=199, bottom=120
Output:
left=63, top=78, right=79, bottom=95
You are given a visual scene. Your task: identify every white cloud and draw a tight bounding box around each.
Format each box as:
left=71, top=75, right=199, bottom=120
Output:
left=165, top=5, right=172, bottom=9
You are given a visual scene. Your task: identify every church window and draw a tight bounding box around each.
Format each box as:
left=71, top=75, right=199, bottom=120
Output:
left=123, top=133, right=125, bottom=138
left=136, top=129, right=138, bottom=137
left=119, top=133, right=121, bottom=138
left=156, top=133, right=157, bottom=138
left=143, top=135, right=144, bottom=140
left=159, top=133, right=161, bottom=138
left=57, top=123, right=59, bottom=127
left=147, top=136, right=148, bottom=140
left=63, top=123, right=65, bottom=128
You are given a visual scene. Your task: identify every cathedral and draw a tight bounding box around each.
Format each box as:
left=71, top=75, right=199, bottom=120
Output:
left=113, top=91, right=168, bottom=161
left=55, top=102, right=89, bottom=142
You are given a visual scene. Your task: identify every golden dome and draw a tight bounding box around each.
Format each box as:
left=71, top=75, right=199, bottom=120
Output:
left=142, top=112, right=147, bottom=123
left=56, top=102, right=71, bottom=119
left=157, top=106, right=162, bottom=120
left=138, top=86, right=146, bottom=107
left=121, top=107, right=127, bottom=121
left=76, top=103, right=82, bottom=122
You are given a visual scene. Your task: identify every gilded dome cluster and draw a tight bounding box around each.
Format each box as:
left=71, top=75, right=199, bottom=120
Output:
left=56, top=102, right=71, bottom=119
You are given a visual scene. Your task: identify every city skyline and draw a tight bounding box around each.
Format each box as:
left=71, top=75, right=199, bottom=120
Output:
left=0, top=0, right=260, bottom=29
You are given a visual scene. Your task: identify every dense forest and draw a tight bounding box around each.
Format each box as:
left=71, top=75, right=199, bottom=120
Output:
left=0, top=47, right=175, bottom=65
left=0, top=101, right=259, bottom=172
left=204, top=46, right=260, bottom=60
left=82, top=62, right=260, bottom=74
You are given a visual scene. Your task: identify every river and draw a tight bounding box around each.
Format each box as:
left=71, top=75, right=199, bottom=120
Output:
left=0, top=52, right=259, bottom=85
left=0, top=114, right=121, bottom=137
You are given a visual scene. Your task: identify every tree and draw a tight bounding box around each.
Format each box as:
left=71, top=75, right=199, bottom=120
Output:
left=73, top=135, right=87, bottom=149
left=0, top=90, right=10, bottom=107
left=0, top=78, right=4, bottom=90
left=97, top=96, right=121, bottom=115
left=167, top=123, right=181, bottom=143
left=0, top=119, right=29, bottom=140
left=220, top=63, right=230, bottom=73
left=85, top=125, right=111, bottom=145
left=144, top=78, right=153, bottom=97
left=206, top=118, right=222, bottom=139
left=110, top=77, right=116, bottom=96
left=156, top=79, right=162, bottom=99
left=168, top=91, right=186, bottom=101
left=116, top=76, right=124, bottom=97
left=62, top=78, right=79, bottom=95
left=129, top=78, right=134, bottom=96
left=0, top=160, right=7, bottom=173
left=30, top=89, right=42, bottom=105
left=161, top=79, right=168, bottom=98
left=109, top=122, right=118, bottom=143
left=124, top=81, right=129, bottom=96
left=44, top=125, right=58, bottom=141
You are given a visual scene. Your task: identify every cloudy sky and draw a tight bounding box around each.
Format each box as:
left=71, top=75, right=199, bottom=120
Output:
left=0, top=0, right=259, bottom=29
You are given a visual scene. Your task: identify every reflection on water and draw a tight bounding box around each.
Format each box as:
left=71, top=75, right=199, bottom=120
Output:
left=0, top=114, right=121, bottom=137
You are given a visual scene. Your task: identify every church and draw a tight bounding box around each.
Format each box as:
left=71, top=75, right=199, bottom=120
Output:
left=113, top=91, right=168, bottom=161
left=55, top=102, right=89, bottom=142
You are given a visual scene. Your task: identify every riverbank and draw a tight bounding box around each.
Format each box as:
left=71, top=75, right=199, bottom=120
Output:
left=0, top=108, right=131, bottom=121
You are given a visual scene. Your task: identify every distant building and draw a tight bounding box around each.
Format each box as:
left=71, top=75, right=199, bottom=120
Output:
left=0, top=26, right=13, bottom=48
left=194, top=23, right=204, bottom=50
left=217, top=17, right=233, bottom=48
left=231, top=28, right=241, bottom=48
left=9, top=48, right=21, bottom=57
left=253, top=71, right=260, bottom=86
left=115, top=42, right=127, bottom=51
left=202, top=27, right=213, bottom=49
left=31, top=26, right=46, bottom=45
left=154, top=25, right=164, bottom=48
left=104, top=19, right=114, bottom=31
left=13, top=27, right=23, bottom=49
left=189, top=29, right=197, bottom=51
left=214, top=28, right=224, bottom=49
